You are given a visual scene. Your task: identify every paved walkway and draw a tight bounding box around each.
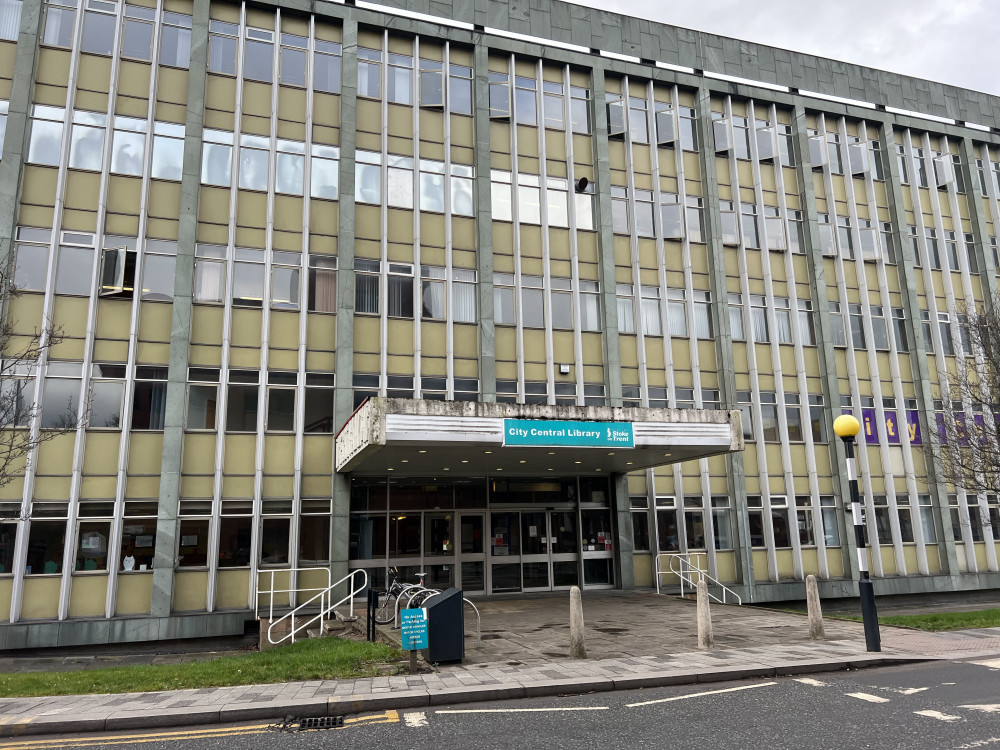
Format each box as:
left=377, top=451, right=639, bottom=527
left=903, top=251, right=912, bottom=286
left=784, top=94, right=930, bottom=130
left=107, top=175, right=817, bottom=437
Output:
left=1, top=592, right=999, bottom=738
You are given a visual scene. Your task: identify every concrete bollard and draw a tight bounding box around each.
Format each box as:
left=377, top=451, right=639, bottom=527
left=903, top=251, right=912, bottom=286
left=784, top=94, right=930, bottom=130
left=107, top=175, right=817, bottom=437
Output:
left=806, top=574, right=826, bottom=640
left=569, top=585, right=587, bottom=659
left=696, top=579, right=714, bottom=650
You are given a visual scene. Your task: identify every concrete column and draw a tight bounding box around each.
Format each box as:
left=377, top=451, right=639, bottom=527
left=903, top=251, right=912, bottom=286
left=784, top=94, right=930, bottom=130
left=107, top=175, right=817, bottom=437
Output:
left=877, top=119, right=960, bottom=579
left=329, top=17, right=360, bottom=580
left=612, top=472, right=634, bottom=589
left=569, top=585, right=587, bottom=658
left=694, top=88, right=753, bottom=596
left=150, top=0, right=210, bottom=617
left=472, top=44, right=495, bottom=402
left=806, top=574, right=825, bottom=640
left=589, top=67, right=623, bottom=406
left=790, top=105, right=858, bottom=585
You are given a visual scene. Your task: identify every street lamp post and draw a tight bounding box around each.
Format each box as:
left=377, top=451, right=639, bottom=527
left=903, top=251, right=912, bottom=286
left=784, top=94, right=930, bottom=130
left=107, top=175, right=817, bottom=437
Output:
left=833, top=414, right=881, bottom=653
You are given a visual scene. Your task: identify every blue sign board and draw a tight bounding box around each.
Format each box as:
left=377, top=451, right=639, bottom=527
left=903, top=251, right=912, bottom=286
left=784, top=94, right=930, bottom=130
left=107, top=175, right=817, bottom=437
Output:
left=503, top=419, right=634, bottom=448
left=400, top=608, right=429, bottom=651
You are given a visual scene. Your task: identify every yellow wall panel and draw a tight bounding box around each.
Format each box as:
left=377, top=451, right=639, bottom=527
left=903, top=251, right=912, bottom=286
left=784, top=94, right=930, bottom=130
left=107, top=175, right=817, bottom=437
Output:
left=216, top=569, right=250, bottom=609
left=138, top=301, right=172, bottom=342
left=33, top=475, right=71, bottom=500
left=127, top=433, right=163, bottom=474
left=20, top=164, right=58, bottom=206
left=68, top=574, right=107, bottom=617
left=303, top=435, right=333, bottom=473
left=223, top=435, right=257, bottom=473
left=231, top=309, right=263, bottom=348
left=182, top=434, right=217, bottom=475
left=173, top=570, right=208, bottom=611
left=0, top=578, right=11, bottom=620
left=191, top=305, right=224, bottom=345
left=116, top=572, right=153, bottom=615
left=20, top=577, right=60, bottom=619
left=262, top=436, right=295, bottom=474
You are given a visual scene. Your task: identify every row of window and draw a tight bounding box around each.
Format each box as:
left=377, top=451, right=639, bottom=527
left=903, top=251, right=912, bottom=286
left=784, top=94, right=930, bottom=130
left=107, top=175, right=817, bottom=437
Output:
left=738, top=392, right=827, bottom=444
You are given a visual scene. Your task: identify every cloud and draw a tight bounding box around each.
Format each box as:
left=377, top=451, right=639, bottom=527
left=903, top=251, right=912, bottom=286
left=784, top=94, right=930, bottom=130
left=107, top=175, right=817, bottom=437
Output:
left=569, top=0, right=998, bottom=95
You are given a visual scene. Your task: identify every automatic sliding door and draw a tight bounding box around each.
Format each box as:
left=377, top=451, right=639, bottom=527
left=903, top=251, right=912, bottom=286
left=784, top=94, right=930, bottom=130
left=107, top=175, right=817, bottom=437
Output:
left=489, top=512, right=520, bottom=593
left=458, top=513, right=485, bottom=592
left=550, top=510, right=579, bottom=588
left=521, top=511, right=550, bottom=590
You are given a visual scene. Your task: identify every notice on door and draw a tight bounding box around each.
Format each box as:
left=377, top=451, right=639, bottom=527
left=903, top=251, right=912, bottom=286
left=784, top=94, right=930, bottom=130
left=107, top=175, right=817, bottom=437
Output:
left=503, top=419, right=634, bottom=448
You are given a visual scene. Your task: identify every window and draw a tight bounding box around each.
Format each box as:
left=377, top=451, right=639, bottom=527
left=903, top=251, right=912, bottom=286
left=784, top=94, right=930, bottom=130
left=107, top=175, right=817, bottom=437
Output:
left=68, top=110, right=106, bottom=171
left=747, top=495, right=765, bottom=547
left=738, top=391, right=753, bottom=439
left=628, top=97, right=648, bottom=143
left=357, top=47, right=381, bottom=98
left=13, top=227, right=51, bottom=292
left=493, top=273, right=515, bottom=326
left=870, top=305, right=890, bottom=350
left=0, top=99, right=7, bottom=153
left=270, top=251, right=300, bottom=310
left=849, top=303, right=866, bottom=349
left=43, top=0, right=75, bottom=48
left=938, top=312, right=955, bottom=356
left=27, top=105, right=64, bottom=165
left=684, top=497, right=706, bottom=549
left=132, top=366, right=167, bottom=430
left=693, top=291, right=712, bottom=339
left=756, top=119, right=776, bottom=162
left=728, top=293, right=744, bottom=340
left=665, top=288, right=687, bottom=337
left=764, top=206, right=785, bottom=251
left=817, top=213, right=836, bottom=257
left=685, top=196, right=704, bottom=243
left=98, top=236, right=137, bottom=299
left=266, top=372, right=296, bottom=432
left=517, top=174, right=541, bottom=225
left=829, top=301, right=846, bottom=347
left=355, top=259, right=380, bottom=315
left=308, top=255, right=337, bottom=313
left=421, top=266, right=446, bottom=320
left=570, top=86, right=590, bottom=134
left=921, top=310, right=934, bottom=353
left=880, top=222, right=896, bottom=264
left=760, top=392, right=779, bottom=442
left=226, top=370, right=259, bottom=432
left=387, top=52, right=413, bottom=104
left=41, top=362, right=82, bottom=429
left=945, top=230, right=960, bottom=270
left=796, top=299, right=814, bottom=345
left=419, top=159, right=446, bottom=212
left=233, top=247, right=265, bottom=307
left=194, top=243, right=226, bottom=304
left=660, top=194, right=683, bottom=239
left=387, top=263, right=414, bottom=318
left=0, top=0, right=21, bottom=42
left=749, top=295, right=768, bottom=343
left=611, top=186, right=628, bottom=234
left=774, top=297, right=792, bottom=344
left=304, top=373, right=335, bottom=433
left=770, top=495, right=791, bottom=548
left=208, top=20, right=237, bottom=75
left=541, top=80, right=563, bottom=129
left=642, top=286, right=663, bottom=336
left=311, top=144, right=339, bottom=200
left=678, top=106, right=697, bottom=151
left=201, top=129, right=232, bottom=186
left=616, top=284, right=634, bottom=334
left=918, top=494, right=937, bottom=543
left=630, top=497, right=650, bottom=552
left=837, top=216, right=854, bottom=259
left=110, top=116, right=146, bottom=176
left=826, top=132, right=843, bottom=174
left=489, top=71, right=510, bottom=119
left=872, top=495, right=893, bottom=545
left=809, top=395, right=827, bottom=443
left=964, top=232, right=979, bottom=274
left=118, top=4, right=155, bottom=61
left=606, top=93, right=625, bottom=138
left=419, top=57, right=444, bottom=108
left=711, top=497, right=732, bottom=549
left=187, top=368, right=218, bottom=430
left=313, top=40, right=342, bottom=94
left=81, top=0, right=116, bottom=56
left=785, top=393, right=803, bottom=441
left=87, top=363, right=123, bottom=430
left=55, top=235, right=96, bottom=296
left=491, top=170, right=512, bottom=222
left=787, top=210, right=804, bottom=254
left=551, top=277, right=572, bottom=330
left=795, top=496, right=815, bottom=546
left=355, top=150, right=381, bottom=204
left=896, top=495, right=915, bottom=543
left=777, top=123, right=794, bottom=167
left=820, top=495, right=840, bottom=546
left=299, top=498, right=331, bottom=563
left=634, top=189, right=654, bottom=237
left=280, top=33, right=307, bottom=87
left=719, top=201, right=739, bottom=245
left=160, top=11, right=192, bottom=68
left=655, top=497, right=679, bottom=552
left=238, top=134, right=268, bottom=191
left=520, top=275, right=544, bottom=329
left=150, top=121, right=185, bottom=181
left=579, top=280, right=600, bottom=332
left=26, top=518, right=66, bottom=575
left=545, top=177, right=568, bottom=227
left=892, top=308, right=908, bottom=352
left=275, top=140, right=304, bottom=196
left=1, top=363, right=36, bottom=428
left=218, top=512, right=252, bottom=567
left=514, top=76, right=536, bottom=126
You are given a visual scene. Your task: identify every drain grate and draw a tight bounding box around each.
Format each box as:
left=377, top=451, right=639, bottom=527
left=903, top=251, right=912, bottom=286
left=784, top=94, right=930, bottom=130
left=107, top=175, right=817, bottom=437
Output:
left=273, top=715, right=345, bottom=732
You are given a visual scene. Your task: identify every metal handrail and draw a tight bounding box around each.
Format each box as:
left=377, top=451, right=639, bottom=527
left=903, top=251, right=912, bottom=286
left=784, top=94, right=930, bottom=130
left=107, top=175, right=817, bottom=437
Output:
left=256, top=567, right=332, bottom=620
left=266, top=569, right=368, bottom=646
left=655, top=552, right=742, bottom=605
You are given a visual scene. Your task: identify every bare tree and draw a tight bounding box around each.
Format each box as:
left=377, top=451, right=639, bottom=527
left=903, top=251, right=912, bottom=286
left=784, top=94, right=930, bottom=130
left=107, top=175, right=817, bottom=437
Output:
left=936, top=303, right=1000, bottom=498
left=0, top=273, right=87, bottom=492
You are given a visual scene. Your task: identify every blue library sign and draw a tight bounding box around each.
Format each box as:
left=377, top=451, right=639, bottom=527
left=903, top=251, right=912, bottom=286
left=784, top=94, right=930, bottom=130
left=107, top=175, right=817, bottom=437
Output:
left=400, top=608, right=429, bottom=651
left=503, top=419, right=634, bottom=448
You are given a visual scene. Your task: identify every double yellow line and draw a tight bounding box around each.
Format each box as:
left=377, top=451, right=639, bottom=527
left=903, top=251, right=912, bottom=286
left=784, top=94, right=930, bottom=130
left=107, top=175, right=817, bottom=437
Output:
left=0, top=710, right=400, bottom=749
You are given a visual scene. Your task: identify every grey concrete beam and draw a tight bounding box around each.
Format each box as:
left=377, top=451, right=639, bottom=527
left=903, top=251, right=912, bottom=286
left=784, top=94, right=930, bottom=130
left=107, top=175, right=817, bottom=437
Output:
left=877, top=118, right=961, bottom=579
left=473, top=43, right=496, bottom=402
left=150, top=0, right=209, bottom=617
left=790, top=105, right=857, bottom=582
left=695, top=89, right=753, bottom=593
left=589, top=67, right=623, bottom=406
left=330, top=17, right=360, bottom=581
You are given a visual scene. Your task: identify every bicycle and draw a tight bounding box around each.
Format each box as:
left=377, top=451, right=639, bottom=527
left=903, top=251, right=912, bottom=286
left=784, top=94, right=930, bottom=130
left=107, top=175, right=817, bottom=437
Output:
left=373, top=567, right=430, bottom=624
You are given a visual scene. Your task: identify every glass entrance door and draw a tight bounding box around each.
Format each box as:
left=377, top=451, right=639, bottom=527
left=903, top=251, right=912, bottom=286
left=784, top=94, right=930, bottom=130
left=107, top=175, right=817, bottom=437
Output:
left=520, top=511, right=550, bottom=590
left=514, top=510, right=580, bottom=592
left=489, top=511, right=521, bottom=593
left=457, top=513, right=485, bottom=592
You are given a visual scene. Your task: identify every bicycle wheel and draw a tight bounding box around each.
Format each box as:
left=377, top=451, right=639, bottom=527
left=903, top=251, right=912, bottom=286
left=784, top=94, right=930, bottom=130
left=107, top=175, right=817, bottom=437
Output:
left=372, top=591, right=397, bottom=624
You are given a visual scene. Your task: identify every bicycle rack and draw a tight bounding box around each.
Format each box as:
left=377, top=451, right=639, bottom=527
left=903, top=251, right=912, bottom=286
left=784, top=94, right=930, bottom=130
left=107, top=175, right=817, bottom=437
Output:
left=389, top=586, right=481, bottom=645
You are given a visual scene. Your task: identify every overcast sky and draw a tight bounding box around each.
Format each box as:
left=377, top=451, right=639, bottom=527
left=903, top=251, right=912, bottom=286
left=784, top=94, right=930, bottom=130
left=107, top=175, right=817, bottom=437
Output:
left=569, top=0, right=998, bottom=96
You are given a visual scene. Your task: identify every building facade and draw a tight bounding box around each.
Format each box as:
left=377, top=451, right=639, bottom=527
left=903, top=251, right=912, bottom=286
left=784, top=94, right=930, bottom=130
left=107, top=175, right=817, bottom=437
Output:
left=0, top=0, right=999, bottom=648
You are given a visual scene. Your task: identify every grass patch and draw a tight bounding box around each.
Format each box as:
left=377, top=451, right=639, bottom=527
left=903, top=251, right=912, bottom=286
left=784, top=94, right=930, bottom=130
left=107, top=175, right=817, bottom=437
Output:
left=875, top=608, right=1000, bottom=632
left=0, top=637, right=402, bottom=698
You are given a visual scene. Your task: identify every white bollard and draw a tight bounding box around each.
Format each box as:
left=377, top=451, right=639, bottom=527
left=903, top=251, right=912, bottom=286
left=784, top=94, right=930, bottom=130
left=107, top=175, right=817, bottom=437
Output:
left=569, top=585, right=587, bottom=659
left=696, top=579, right=714, bottom=650
left=806, top=574, right=826, bottom=640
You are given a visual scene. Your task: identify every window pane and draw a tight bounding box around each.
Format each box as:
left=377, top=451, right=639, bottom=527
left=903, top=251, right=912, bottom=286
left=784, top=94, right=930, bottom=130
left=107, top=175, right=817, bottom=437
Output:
left=280, top=46, right=306, bottom=86
left=218, top=517, right=252, bottom=567
left=299, top=516, right=330, bottom=563
left=580, top=294, right=600, bottom=332
left=308, top=266, right=337, bottom=312
left=275, top=151, right=303, bottom=195
left=90, top=381, right=123, bottom=429
left=355, top=273, right=379, bottom=314
left=239, top=148, right=268, bottom=191
left=244, top=39, right=273, bottom=82
left=311, top=157, right=338, bottom=199
left=76, top=521, right=110, bottom=571
left=551, top=291, right=572, bottom=329
left=160, top=25, right=191, bottom=68
left=226, top=384, right=258, bottom=431
left=29, top=119, right=63, bottom=165
left=233, top=262, right=265, bottom=306
left=26, top=521, right=65, bottom=575
left=111, top=129, right=145, bottom=175
left=43, top=6, right=75, bottom=47
left=81, top=11, right=115, bottom=55
left=194, top=259, right=225, bottom=303
left=419, top=171, right=445, bottom=212
left=187, top=384, right=217, bottom=429
left=388, top=167, right=413, bottom=208
left=69, top=124, right=105, bottom=170
left=14, top=244, right=48, bottom=291
left=201, top=142, right=231, bottom=185
left=517, top=185, right=540, bottom=224
left=0, top=0, right=21, bottom=42
left=387, top=275, right=413, bottom=318
left=208, top=34, right=237, bottom=74
left=356, top=163, right=381, bottom=204
left=452, top=177, right=474, bottom=216
left=388, top=65, right=412, bottom=104
left=421, top=279, right=445, bottom=319
left=494, top=286, right=515, bottom=325
left=131, top=381, right=166, bottom=429
left=56, top=247, right=94, bottom=295
left=177, top=518, right=209, bottom=567
left=151, top=135, right=183, bottom=180
left=522, top=287, right=544, bottom=328
left=314, top=52, right=341, bottom=93
left=304, top=388, right=334, bottom=432
left=454, top=282, right=476, bottom=323
left=267, top=388, right=295, bottom=431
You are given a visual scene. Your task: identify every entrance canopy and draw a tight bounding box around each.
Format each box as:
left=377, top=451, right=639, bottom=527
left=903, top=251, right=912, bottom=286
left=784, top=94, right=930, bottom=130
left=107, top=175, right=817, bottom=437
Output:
left=337, top=399, right=743, bottom=477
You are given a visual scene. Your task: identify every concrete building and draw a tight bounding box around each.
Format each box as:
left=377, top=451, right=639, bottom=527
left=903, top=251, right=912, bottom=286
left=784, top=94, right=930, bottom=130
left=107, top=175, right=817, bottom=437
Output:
left=0, top=0, right=998, bottom=649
